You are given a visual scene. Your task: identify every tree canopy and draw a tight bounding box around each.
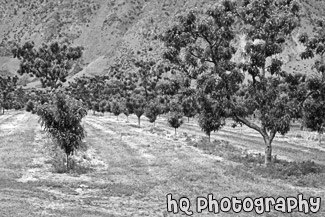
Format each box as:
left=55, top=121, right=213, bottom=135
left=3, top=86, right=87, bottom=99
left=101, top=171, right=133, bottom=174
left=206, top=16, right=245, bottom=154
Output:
left=161, top=0, right=303, bottom=166
left=12, top=41, right=83, bottom=89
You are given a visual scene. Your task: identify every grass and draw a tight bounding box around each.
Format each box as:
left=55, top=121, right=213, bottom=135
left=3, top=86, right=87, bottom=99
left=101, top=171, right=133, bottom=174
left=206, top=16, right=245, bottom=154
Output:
left=0, top=112, right=324, bottom=216
left=188, top=138, right=325, bottom=188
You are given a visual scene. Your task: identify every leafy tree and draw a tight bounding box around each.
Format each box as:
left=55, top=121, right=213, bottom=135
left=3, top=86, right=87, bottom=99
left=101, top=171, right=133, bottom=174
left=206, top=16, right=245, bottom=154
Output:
left=145, top=100, right=161, bottom=126
left=197, top=94, right=225, bottom=142
left=12, top=41, right=83, bottom=89
left=300, top=18, right=325, bottom=144
left=99, top=100, right=107, bottom=115
left=37, top=91, right=87, bottom=171
left=111, top=100, right=121, bottom=120
left=161, top=0, right=302, bottom=166
left=26, top=100, right=34, bottom=112
left=120, top=98, right=133, bottom=122
left=167, top=112, right=184, bottom=136
left=67, top=75, right=93, bottom=108
left=181, top=93, right=198, bottom=123
left=303, top=99, right=325, bottom=144
left=12, top=87, right=27, bottom=110
left=0, top=76, right=18, bottom=114
left=91, top=101, right=99, bottom=115
left=132, top=94, right=146, bottom=127
left=105, top=101, right=111, bottom=113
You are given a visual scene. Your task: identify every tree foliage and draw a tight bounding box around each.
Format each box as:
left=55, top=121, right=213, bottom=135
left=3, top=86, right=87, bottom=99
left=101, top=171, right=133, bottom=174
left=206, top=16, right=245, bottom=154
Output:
left=299, top=19, right=325, bottom=138
left=161, top=0, right=302, bottom=166
left=197, top=94, right=225, bottom=142
left=132, top=94, right=146, bottom=127
left=167, top=112, right=184, bottom=135
left=181, top=93, right=198, bottom=122
left=111, top=100, right=121, bottom=120
left=37, top=91, right=87, bottom=171
left=13, top=41, right=83, bottom=89
left=26, top=100, right=35, bottom=112
left=145, top=100, right=161, bottom=125
left=0, top=76, right=18, bottom=114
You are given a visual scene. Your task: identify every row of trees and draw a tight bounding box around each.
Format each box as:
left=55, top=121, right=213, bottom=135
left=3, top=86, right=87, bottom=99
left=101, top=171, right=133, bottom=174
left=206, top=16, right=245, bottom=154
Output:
left=5, top=0, right=325, bottom=168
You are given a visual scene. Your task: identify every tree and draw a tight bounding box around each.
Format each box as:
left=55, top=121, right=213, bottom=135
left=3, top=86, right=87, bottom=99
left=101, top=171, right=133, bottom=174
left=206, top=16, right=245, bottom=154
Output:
left=299, top=18, right=325, bottom=144
left=0, top=76, right=18, bottom=114
left=120, top=98, right=133, bottom=122
left=161, top=0, right=302, bottom=166
left=91, top=101, right=99, bottom=115
left=12, top=41, right=83, bottom=89
left=145, top=100, right=161, bottom=126
left=111, top=100, right=121, bottom=120
left=37, top=91, right=87, bottom=171
left=132, top=94, right=146, bottom=127
left=99, top=100, right=107, bottom=115
left=105, top=101, right=111, bottom=114
left=26, top=100, right=34, bottom=112
left=303, top=99, right=325, bottom=144
left=12, top=87, right=27, bottom=111
left=67, top=75, right=94, bottom=108
left=167, top=112, right=184, bottom=136
left=181, top=93, right=198, bottom=123
left=197, top=94, right=225, bottom=142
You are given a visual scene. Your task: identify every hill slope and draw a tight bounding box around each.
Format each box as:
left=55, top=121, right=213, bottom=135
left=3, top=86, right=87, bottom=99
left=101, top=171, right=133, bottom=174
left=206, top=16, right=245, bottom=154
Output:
left=0, top=0, right=325, bottom=82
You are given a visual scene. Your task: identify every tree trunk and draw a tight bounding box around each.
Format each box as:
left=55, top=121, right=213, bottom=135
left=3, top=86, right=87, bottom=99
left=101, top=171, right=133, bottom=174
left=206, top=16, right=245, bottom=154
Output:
left=66, top=154, right=69, bottom=172
left=138, top=117, right=141, bottom=128
left=93, top=110, right=95, bottom=115
left=208, top=133, right=211, bottom=143
left=188, top=117, right=190, bottom=123
left=264, top=137, right=272, bottom=166
left=175, top=128, right=176, bottom=136
left=300, top=123, right=304, bottom=131
left=319, top=132, right=322, bottom=145
left=154, top=121, right=155, bottom=126
left=117, top=115, right=118, bottom=121
left=234, top=115, right=276, bottom=167
left=127, top=116, right=129, bottom=122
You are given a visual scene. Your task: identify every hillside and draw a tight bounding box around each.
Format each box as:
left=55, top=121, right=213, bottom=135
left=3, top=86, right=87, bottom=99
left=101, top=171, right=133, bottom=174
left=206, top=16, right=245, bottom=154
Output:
left=0, top=0, right=325, bottom=84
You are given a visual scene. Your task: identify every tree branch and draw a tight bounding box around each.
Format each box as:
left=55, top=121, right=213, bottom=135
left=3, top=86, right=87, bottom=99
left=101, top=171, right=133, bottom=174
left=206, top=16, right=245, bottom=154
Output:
left=270, top=129, right=276, bottom=143
left=188, top=50, right=214, bottom=64
left=234, top=114, right=262, bottom=134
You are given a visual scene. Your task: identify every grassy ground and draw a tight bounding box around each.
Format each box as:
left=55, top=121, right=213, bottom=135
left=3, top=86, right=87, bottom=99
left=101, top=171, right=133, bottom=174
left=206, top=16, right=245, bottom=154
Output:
left=0, top=111, right=324, bottom=216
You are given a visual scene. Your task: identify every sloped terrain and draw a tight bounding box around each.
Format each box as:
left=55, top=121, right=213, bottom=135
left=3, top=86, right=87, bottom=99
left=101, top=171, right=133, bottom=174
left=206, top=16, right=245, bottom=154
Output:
left=1, top=0, right=325, bottom=83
